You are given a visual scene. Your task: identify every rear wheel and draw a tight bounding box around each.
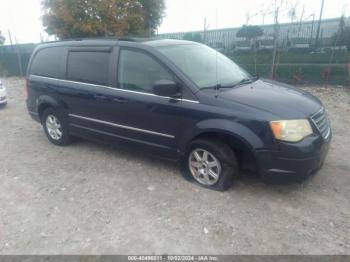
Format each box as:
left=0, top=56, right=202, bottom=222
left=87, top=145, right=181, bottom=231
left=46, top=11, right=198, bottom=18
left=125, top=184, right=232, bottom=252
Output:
left=181, top=138, right=238, bottom=191
left=41, top=108, right=72, bottom=146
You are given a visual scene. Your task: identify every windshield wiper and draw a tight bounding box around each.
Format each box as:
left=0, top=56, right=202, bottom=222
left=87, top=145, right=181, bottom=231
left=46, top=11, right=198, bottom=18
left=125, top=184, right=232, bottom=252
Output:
left=201, top=76, right=259, bottom=90
left=231, top=76, right=259, bottom=88
left=201, top=83, right=242, bottom=90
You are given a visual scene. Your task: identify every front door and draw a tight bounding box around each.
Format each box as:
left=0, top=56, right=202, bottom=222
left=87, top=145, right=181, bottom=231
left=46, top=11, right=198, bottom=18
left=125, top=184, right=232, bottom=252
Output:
left=100, top=48, right=186, bottom=156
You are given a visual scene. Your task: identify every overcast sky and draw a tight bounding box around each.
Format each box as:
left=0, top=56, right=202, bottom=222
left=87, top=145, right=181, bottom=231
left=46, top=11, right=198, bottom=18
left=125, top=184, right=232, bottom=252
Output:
left=0, top=0, right=349, bottom=44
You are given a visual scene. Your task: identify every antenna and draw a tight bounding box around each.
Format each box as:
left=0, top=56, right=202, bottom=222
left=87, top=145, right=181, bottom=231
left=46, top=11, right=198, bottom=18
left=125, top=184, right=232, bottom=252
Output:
left=215, top=9, right=219, bottom=98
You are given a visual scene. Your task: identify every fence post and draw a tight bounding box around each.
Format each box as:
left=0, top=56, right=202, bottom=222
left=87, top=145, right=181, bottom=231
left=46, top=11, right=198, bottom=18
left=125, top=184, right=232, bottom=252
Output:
left=15, top=45, right=23, bottom=76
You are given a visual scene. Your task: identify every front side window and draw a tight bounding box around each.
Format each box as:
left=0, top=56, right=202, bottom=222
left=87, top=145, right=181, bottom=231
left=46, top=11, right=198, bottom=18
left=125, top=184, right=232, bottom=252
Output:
left=156, top=43, right=250, bottom=89
left=67, top=51, right=110, bottom=85
left=118, top=49, right=174, bottom=93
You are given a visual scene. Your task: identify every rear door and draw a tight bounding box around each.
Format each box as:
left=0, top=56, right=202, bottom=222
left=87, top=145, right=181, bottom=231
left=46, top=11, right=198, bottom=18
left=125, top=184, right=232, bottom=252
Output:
left=61, top=46, right=115, bottom=120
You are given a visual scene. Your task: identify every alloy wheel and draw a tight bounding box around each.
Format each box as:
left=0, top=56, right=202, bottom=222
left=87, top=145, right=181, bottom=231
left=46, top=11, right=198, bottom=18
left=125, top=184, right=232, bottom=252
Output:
left=45, top=114, right=63, bottom=140
left=188, top=148, right=222, bottom=185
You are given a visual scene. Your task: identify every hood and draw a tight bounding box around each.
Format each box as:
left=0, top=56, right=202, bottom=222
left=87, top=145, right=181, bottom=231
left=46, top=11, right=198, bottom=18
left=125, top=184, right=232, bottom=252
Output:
left=216, top=79, right=322, bottom=119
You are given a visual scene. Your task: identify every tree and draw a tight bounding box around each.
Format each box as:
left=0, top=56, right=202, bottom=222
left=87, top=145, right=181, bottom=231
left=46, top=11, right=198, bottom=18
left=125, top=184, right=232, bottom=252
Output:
left=139, top=0, right=166, bottom=36
left=236, top=25, right=263, bottom=40
left=236, top=25, right=264, bottom=74
left=332, top=26, right=350, bottom=50
left=236, top=25, right=264, bottom=51
left=331, top=16, right=350, bottom=50
left=42, top=0, right=165, bottom=39
left=182, top=32, right=202, bottom=43
left=0, top=31, right=5, bottom=45
left=314, top=0, right=325, bottom=48
left=270, top=0, right=282, bottom=79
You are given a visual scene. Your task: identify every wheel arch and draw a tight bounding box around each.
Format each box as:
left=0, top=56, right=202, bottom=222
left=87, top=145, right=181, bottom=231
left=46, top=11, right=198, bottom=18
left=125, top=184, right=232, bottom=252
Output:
left=36, top=95, right=65, bottom=121
left=179, top=119, right=264, bottom=152
left=178, top=119, right=264, bottom=170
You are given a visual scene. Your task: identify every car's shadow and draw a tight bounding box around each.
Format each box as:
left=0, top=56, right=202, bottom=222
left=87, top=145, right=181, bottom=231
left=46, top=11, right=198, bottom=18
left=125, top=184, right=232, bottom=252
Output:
left=71, top=138, right=311, bottom=194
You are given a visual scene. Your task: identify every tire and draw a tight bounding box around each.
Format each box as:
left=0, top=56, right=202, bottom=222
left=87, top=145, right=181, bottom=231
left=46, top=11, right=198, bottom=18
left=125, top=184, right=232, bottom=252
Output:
left=181, top=138, right=239, bottom=191
left=41, top=107, right=72, bottom=146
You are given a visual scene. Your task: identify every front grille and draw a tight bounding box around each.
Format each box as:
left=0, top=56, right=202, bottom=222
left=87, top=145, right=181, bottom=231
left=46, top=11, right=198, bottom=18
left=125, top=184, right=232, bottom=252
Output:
left=310, top=108, right=330, bottom=139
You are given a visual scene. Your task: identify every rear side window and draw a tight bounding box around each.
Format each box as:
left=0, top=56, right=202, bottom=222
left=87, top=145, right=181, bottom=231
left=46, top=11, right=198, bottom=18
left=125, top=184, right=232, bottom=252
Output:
left=30, top=47, right=65, bottom=78
left=67, top=51, right=110, bottom=85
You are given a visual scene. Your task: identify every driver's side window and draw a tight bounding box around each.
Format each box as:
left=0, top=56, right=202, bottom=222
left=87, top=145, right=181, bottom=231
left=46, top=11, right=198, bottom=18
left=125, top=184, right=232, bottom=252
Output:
left=118, top=49, right=174, bottom=94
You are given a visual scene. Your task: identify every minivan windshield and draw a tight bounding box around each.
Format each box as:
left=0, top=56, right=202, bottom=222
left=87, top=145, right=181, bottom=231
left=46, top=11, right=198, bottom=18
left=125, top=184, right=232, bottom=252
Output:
left=156, top=43, right=250, bottom=89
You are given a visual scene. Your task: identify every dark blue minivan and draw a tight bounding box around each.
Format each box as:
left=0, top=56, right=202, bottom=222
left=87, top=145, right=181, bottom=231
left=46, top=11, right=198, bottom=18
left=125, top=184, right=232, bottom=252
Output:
left=26, top=38, right=331, bottom=191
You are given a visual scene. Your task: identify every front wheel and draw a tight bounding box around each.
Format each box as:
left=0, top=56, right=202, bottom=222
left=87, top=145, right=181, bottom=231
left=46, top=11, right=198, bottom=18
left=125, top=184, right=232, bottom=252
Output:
left=41, top=108, right=72, bottom=146
left=181, top=138, right=239, bottom=191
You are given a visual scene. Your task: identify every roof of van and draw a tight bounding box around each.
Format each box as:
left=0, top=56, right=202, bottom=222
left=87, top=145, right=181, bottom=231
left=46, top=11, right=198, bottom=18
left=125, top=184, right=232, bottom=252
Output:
left=36, top=38, right=197, bottom=49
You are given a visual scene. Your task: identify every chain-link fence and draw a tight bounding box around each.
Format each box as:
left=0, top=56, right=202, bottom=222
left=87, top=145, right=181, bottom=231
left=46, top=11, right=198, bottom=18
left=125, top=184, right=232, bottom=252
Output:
left=0, top=41, right=349, bottom=86
left=0, top=44, right=36, bottom=76
left=227, top=49, right=349, bottom=85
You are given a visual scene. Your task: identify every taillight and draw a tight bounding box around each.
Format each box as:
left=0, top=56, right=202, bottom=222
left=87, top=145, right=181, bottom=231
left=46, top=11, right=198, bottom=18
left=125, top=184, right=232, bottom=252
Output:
left=25, top=79, right=29, bottom=99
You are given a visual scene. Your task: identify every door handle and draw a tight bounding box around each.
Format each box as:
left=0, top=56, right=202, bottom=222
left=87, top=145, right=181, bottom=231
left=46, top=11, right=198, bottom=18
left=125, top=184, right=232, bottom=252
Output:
left=113, top=97, right=129, bottom=104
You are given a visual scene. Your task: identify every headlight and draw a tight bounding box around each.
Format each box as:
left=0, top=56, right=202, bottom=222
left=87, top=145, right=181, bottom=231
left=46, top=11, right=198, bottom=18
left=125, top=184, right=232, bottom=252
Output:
left=270, top=119, right=313, bottom=142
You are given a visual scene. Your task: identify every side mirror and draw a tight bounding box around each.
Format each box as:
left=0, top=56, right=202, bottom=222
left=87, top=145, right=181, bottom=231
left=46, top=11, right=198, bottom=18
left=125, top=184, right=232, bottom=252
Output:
left=152, top=80, right=181, bottom=98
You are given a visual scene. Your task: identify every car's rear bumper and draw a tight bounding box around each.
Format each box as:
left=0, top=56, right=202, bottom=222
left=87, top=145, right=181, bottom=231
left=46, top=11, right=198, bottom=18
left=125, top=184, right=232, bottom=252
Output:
left=0, top=87, right=7, bottom=103
left=255, top=133, right=331, bottom=184
left=26, top=100, right=41, bottom=122
left=0, top=92, right=7, bottom=104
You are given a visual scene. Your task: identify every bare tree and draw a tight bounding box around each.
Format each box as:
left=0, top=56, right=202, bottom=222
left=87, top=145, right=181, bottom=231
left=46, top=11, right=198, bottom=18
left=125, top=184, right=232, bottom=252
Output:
left=270, top=0, right=283, bottom=78
left=287, top=1, right=299, bottom=24
left=314, top=0, right=325, bottom=48
left=297, top=5, right=305, bottom=38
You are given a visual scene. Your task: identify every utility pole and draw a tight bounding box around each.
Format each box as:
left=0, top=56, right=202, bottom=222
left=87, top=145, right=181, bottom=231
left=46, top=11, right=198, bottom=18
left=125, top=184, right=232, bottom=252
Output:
left=297, top=5, right=305, bottom=38
left=314, top=0, right=325, bottom=48
left=203, top=17, right=209, bottom=44
left=270, top=1, right=280, bottom=79
left=14, top=36, right=23, bottom=76
left=309, top=14, right=315, bottom=45
left=7, top=29, right=13, bottom=46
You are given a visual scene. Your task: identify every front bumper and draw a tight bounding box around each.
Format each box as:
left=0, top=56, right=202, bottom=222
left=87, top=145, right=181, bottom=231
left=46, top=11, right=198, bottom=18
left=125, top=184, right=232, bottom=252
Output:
left=256, top=132, right=331, bottom=184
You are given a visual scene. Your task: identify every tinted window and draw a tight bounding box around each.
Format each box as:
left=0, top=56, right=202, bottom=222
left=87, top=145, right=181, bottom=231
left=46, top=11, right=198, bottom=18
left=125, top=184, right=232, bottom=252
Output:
left=118, top=49, right=173, bottom=93
left=67, top=51, right=110, bottom=85
left=30, top=47, right=65, bottom=78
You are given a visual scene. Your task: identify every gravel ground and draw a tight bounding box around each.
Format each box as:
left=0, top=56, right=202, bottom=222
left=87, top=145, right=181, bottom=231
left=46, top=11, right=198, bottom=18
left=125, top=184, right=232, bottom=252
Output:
left=0, top=77, right=349, bottom=255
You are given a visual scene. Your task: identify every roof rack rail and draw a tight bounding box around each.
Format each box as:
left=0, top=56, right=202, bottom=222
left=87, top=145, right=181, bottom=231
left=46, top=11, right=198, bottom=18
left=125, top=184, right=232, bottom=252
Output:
left=39, top=36, right=160, bottom=45
left=57, top=37, right=155, bottom=42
